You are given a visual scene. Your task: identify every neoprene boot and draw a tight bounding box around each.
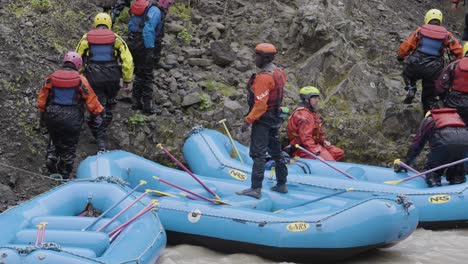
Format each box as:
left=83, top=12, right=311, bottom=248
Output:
left=132, top=100, right=143, bottom=110
left=270, top=184, right=288, bottom=193
left=425, top=172, right=442, bottom=187
left=449, top=174, right=466, bottom=185
left=142, top=99, right=157, bottom=115
left=403, top=86, right=417, bottom=104
left=236, top=188, right=262, bottom=199
left=45, top=154, right=58, bottom=174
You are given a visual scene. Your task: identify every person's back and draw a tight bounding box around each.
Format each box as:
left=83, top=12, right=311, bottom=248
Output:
left=397, top=9, right=462, bottom=112
left=37, top=52, right=103, bottom=179
left=125, top=0, right=162, bottom=114
left=397, top=108, right=468, bottom=187
left=76, top=12, right=133, bottom=151
left=436, top=42, right=468, bottom=125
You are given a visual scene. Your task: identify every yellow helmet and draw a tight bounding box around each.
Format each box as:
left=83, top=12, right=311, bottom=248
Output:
left=299, top=86, right=321, bottom=101
left=424, top=9, right=443, bottom=24
left=463, top=42, right=468, bottom=56
left=93, top=13, right=112, bottom=29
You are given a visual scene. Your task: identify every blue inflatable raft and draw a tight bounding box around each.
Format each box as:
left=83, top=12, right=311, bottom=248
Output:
left=183, top=128, right=468, bottom=229
left=0, top=180, right=166, bottom=264
left=76, top=150, right=418, bottom=263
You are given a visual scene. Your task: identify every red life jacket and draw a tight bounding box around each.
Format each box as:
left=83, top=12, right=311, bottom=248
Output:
left=259, top=64, right=285, bottom=111
left=452, top=58, right=468, bottom=93
left=131, top=0, right=150, bottom=15
left=86, top=29, right=116, bottom=62
left=417, top=24, right=448, bottom=56
left=430, top=108, right=466, bottom=129
left=49, top=70, right=81, bottom=106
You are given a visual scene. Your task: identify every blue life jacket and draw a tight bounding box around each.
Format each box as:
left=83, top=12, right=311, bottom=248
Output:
left=49, top=70, right=81, bottom=106
left=87, top=29, right=116, bottom=62
left=128, top=5, right=162, bottom=48
left=417, top=24, right=448, bottom=56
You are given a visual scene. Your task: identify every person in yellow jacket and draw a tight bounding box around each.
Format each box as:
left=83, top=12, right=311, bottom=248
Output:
left=76, top=12, right=133, bottom=151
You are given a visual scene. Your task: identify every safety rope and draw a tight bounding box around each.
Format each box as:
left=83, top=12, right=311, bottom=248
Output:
left=0, top=161, right=69, bottom=183
left=0, top=243, right=106, bottom=264
left=190, top=127, right=468, bottom=197
left=117, top=227, right=165, bottom=264
left=295, top=179, right=468, bottom=197
left=73, top=176, right=129, bottom=187
left=157, top=195, right=408, bottom=225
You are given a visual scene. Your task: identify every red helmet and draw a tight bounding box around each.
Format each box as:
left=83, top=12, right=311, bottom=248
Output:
left=158, top=0, right=174, bottom=11
left=63, top=51, right=82, bottom=70
left=255, top=43, right=277, bottom=57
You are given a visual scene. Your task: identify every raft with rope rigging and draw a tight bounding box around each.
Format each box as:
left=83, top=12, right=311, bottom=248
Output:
left=76, top=150, right=418, bottom=263
left=183, top=127, right=468, bottom=229
left=0, top=180, right=166, bottom=264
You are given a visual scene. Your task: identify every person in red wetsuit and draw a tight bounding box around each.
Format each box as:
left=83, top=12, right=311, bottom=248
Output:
left=397, top=9, right=462, bottom=112
left=287, top=86, right=344, bottom=161
left=236, top=43, right=288, bottom=199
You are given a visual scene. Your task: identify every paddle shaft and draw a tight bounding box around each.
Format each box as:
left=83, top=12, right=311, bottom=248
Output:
left=35, top=225, right=43, bottom=247
left=97, top=191, right=149, bottom=232
left=154, top=176, right=216, bottom=204
left=158, top=144, right=219, bottom=199
left=40, top=223, right=47, bottom=244
left=296, top=145, right=356, bottom=180
left=399, top=161, right=421, bottom=174
left=396, top=157, right=468, bottom=184
left=277, top=189, right=351, bottom=213
left=108, top=203, right=155, bottom=236
left=219, top=120, right=244, bottom=163
left=82, top=182, right=144, bottom=231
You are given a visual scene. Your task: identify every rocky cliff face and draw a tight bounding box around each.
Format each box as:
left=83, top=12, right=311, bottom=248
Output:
left=0, top=0, right=464, bottom=209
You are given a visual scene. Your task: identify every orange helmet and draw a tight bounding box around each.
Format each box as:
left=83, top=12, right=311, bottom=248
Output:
left=255, top=43, right=277, bottom=57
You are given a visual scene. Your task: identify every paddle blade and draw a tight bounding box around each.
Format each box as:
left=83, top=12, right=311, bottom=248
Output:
left=213, top=199, right=230, bottom=206
left=273, top=209, right=284, bottom=214
left=384, top=179, right=403, bottom=185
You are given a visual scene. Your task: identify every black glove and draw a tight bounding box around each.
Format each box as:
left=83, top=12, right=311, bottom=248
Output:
left=93, top=114, right=104, bottom=127
left=39, top=112, right=48, bottom=135
left=397, top=57, right=404, bottom=62
left=39, top=112, right=46, bottom=127
left=241, top=121, right=250, bottom=133
left=394, top=164, right=408, bottom=173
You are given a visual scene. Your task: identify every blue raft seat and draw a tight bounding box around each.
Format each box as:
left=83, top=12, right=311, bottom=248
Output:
left=13, top=229, right=110, bottom=256
left=30, top=216, right=122, bottom=232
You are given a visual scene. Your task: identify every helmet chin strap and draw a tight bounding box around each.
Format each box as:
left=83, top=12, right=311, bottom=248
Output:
left=301, top=100, right=312, bottom=110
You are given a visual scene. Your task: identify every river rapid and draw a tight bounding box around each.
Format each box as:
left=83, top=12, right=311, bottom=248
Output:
left=158, top=228, right=468, bottom=263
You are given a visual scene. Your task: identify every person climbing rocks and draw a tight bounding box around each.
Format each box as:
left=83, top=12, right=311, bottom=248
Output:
left=236, top=43, right=288, bottom=199
left=452, top=0, right=468, bottom=40
left=112, top=0, right=174, bottom=70
left=395, top=108, right=468, bottom=187
left=397, top=8, right=463, bottom=112
left=37, top=51, right=104, bottom=179
left=76, top=12, right=134, bottom=152
left=112, top=0, right=165, bottom=114
left=287, top=86, right=344, bottom=161
left=435, top=42, right=468, bottom=125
